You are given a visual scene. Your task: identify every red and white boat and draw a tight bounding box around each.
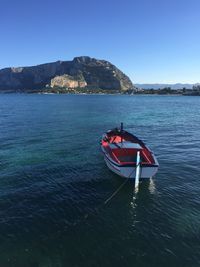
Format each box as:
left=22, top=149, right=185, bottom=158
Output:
left=101, top=124, right=159, bottom=179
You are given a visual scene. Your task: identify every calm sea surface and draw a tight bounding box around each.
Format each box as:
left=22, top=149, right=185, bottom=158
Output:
left=0, top=94, right=200, bottom=267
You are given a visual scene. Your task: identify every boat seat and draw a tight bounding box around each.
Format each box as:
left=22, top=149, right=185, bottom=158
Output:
left=117, top=154, right=145, bottom=163
left=109, top=141, right=142, bottom=150
left=117, top=155, right=137, bottom=162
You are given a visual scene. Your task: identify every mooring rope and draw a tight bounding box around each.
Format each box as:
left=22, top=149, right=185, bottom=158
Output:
left=103, top=165, right=137, bottom=205
left=82, top=167, right=137, bottom=221
left=103, top=177, right=129, bottom=205
left=71, top=167, right=138, bottom=226
left=82, top=177, right=129, bottom=221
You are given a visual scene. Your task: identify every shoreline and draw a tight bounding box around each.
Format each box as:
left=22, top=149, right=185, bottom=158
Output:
left=0, top=92, right=199, bottom=96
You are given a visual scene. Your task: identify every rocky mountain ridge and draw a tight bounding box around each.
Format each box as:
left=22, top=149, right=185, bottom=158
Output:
left=0, top=56, right=135, bottom=92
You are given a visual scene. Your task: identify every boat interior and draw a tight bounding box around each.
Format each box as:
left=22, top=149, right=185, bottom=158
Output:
left=111, top=147, right=150, bottom=164
left=103, top=134, right=154, bottom=165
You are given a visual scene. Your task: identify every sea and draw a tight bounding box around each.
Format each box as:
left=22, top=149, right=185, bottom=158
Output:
left=0, top=94, right=200, bottom=267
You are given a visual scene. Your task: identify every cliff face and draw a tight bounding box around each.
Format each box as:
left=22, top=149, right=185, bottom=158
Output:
left=0, top=56, right=135, bottom=92
left=50, top=74, right=87, bottom=88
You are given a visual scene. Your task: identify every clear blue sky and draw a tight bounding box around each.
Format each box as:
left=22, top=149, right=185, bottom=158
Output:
left=1, top=0, right=200, bottom=83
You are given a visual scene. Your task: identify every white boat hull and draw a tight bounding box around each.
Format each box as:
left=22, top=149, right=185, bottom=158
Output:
left=101, top=126, right=159, bottom=179
left=104, top=155, right=158, bottom=179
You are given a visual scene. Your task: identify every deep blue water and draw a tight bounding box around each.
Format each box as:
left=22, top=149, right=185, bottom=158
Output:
left=0, top=94, right=200, bottom=267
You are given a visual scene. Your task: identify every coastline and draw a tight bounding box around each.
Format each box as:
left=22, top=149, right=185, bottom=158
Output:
left=0, top=92, right=198, bottom=96
left=0, top=87, right=199, bottom=96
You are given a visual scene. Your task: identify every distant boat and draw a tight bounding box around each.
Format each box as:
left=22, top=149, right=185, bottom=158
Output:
left=101, top=124, right=159, bottom=179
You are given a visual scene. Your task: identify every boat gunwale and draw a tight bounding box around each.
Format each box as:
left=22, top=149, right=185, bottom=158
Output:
left=101, top=146, right=159, bottom=168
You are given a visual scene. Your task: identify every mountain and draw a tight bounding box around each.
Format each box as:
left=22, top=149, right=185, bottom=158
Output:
left=0, top=56, right=135, bottom=92
left=135, top=83, right=199, bottom=90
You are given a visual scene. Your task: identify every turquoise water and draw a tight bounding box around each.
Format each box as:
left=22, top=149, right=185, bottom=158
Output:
left=0, top=94, right=200, bottom=267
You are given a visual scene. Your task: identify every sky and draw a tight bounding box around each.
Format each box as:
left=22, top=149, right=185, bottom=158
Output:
left=0, top=0, right=200, bottom=83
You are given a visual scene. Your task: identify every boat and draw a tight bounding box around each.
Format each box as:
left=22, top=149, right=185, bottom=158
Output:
left=101, top=123, right=159, bottom=179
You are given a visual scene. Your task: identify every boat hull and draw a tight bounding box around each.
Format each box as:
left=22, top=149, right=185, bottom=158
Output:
left=104, top=155, right=158, bottom=179
left=101, top=145, right=158, bottom=179
left=100, top=126, right=159, bottom=179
